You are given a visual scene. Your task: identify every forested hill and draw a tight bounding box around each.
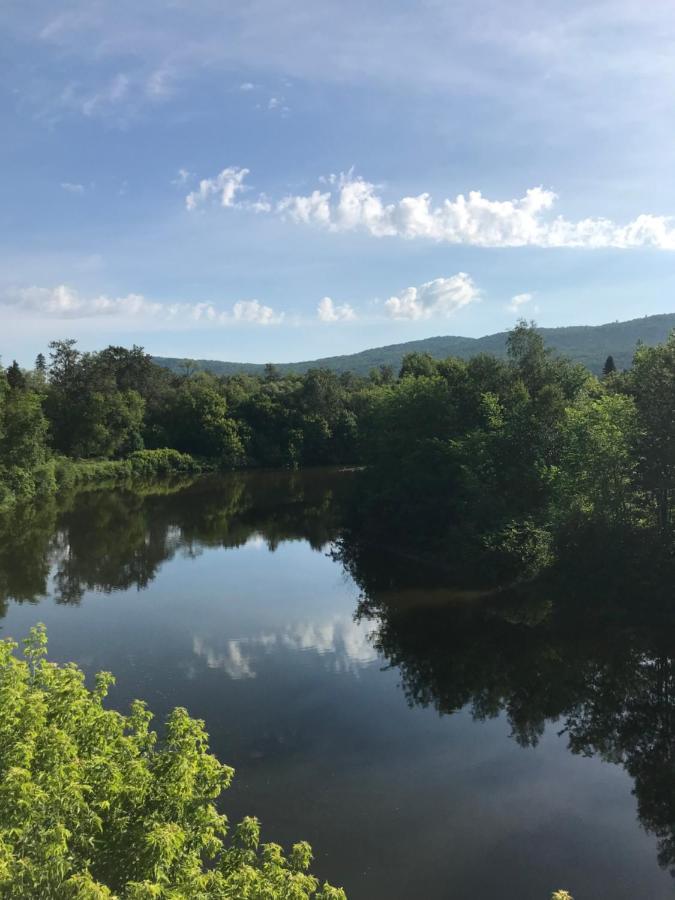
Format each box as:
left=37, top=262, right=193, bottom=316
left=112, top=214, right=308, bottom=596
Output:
left=153, top=313, right=675, bottom=377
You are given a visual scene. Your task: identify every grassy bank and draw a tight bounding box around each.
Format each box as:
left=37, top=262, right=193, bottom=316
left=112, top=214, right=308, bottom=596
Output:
left=0, top=449, right=204, bottom=512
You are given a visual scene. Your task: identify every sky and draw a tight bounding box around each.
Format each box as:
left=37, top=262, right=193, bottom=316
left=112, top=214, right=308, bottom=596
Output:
left=3, top=0, right=675, bottom=365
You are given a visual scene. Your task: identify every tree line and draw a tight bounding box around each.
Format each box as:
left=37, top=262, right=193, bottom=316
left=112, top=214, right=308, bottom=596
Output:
left=1, top=325, right=674, bottom=570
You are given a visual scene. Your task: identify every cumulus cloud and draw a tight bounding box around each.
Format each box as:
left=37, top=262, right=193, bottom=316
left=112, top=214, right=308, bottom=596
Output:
left=384, top=274, right=479, bottom=320
left=61, top=181, right=85, bottom=194
left=276, top=172, right=675, bottom=250
left=0, top=284, right=283, bottom=325
left=189, top=166, right=675, bottom=250
left=317, top=296, right=356, bottom=322
left=507, top=292, right=533, bottom=312
left=232, top=299, right=283, bottom=324
left=185, top=166, right=249, bottom=211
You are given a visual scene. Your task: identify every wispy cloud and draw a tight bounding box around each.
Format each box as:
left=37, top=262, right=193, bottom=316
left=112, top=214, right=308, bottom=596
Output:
left=507, top=292, right=533, bottom=313
left=185, top=166, right=249, bottom=211
left=23, top=0, right=675, bottom=135
left=317, top=297, right=356, bottom=322
left=172, top=168, right=193, bottom=186
left=265, top=95, right=290, bottom=114
left=60, top=182, right=85, bottom=194
left=1, top=285, right=283, bottom=325
left=81, top=73, right=130, bottom=117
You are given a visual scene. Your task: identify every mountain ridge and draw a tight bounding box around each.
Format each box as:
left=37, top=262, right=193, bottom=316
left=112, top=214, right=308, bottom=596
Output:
left=153, top=312, right=675, bottom=377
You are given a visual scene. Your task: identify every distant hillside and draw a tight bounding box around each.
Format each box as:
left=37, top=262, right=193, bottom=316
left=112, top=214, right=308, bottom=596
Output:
left=153, top=313, right=675, bottom=378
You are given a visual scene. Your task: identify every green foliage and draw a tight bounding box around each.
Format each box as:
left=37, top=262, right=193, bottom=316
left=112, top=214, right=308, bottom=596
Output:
left=53, top=451, right=202, bottom=492
left=350, top=324, right=675, bottom=579
left=626, top=333, right=675, bottom=529
left=0, top=371, right=53, bottom=509
left=151, top=375, right=244, bottom=465
left=1, top=326, right=675, bottom=557
left=0, top=625, right=346, bottom=899
left=555, top=393, right=637, bottom=523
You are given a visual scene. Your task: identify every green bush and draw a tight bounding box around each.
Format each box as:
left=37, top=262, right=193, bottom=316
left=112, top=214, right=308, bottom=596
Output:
left=0, top=626, right=346, bottom=899
left=128, top=449, right=201, bottom=478
left=53, top=450, right=201, bottom=492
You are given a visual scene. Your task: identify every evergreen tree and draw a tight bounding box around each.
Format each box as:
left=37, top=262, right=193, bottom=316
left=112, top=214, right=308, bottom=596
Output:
left=602, top=354, right=616, bottom=376
left=5, top=361, right=25, bottom=390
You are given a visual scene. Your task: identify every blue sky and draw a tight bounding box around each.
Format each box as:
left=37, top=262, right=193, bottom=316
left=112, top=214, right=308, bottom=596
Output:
left=3, top=0, right=675, bottom=365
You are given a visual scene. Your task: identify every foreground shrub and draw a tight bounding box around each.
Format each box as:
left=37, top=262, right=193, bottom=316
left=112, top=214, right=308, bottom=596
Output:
left=0, top=626, right=345, bottom=899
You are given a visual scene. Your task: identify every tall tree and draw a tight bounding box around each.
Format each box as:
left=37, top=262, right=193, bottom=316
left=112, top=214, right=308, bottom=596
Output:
left=602, top=354, right=617, bottom=376
left=5, top=361, right=25, bottom=390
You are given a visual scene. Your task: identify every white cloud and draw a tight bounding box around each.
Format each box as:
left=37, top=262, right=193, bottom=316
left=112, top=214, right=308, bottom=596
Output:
left=507, top=292, right=533, bottom=313
left=268, top=96, right=280, bottom=109
left=277, top=172, right=675, bottom=249
left=193, top=166, right=675, bottom=251
left=232, top=299, right=284, bottom=325
left=185, top=166, right=249, bottom=211
left=0, top=284, right=283, bottom=325
left=60, top=181, right=85, bottom=194
left=247, top=193, right=273, bottom=213
left=239, top=82, right=255, bottom=91
left=384, top=274, right=479, bottom=320
left=317, top=296, right=356, bottom=322
left=4, top=285, right=163, bottom=319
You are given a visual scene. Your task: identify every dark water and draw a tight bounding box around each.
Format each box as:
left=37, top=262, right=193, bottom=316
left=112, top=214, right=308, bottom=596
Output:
left=0, top=469, right=673, bottom=899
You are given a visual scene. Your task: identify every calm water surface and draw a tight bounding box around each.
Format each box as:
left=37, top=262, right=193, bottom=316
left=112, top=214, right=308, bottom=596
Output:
left=0, top=469, right=672, bottom=899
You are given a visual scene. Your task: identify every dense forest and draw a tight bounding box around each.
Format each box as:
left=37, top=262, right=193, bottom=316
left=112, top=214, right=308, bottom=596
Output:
left=2, top=323, right=673, bottom=579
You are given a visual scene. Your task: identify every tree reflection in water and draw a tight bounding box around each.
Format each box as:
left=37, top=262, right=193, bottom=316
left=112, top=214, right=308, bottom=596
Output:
left=0, top=469, right=353, bottom=611
left=338, top=530, right=675, bottom=877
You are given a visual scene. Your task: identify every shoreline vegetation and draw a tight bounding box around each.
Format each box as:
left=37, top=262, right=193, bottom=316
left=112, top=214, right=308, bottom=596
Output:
left=8, top=319, right=673, bottom=584
left=2, top=324, right=674, bottom=565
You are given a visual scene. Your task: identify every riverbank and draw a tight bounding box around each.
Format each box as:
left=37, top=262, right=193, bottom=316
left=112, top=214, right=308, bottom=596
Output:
left=0, top=448, right=204, bottom=512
